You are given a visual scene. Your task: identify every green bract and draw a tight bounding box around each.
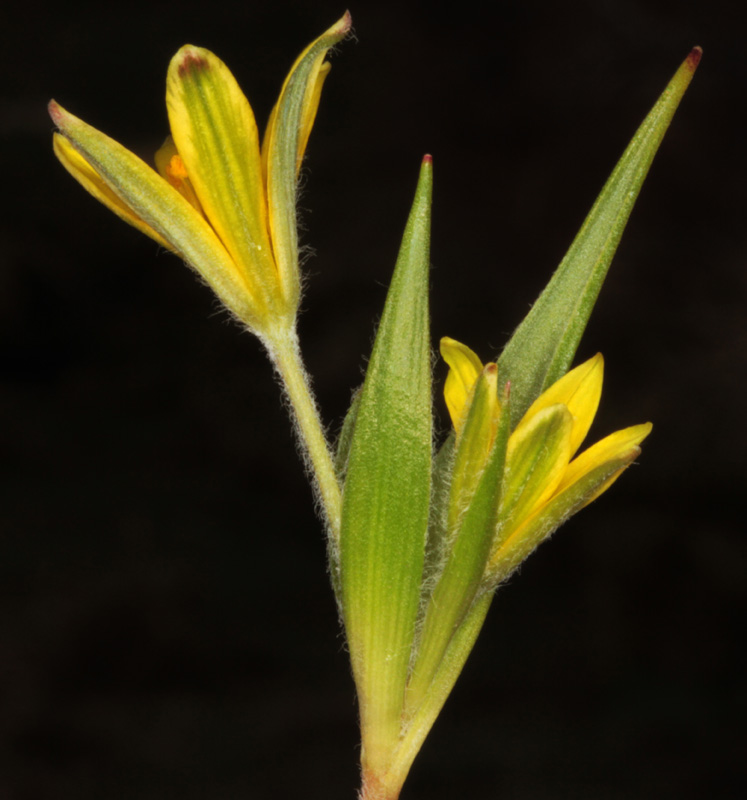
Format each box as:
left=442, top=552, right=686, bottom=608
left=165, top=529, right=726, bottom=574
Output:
left=338, top=157, right=433, bottom=789
left=498, top=47, right=702, bottom=426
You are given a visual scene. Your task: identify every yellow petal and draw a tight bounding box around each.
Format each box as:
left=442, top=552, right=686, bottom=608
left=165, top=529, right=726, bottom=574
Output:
left=497, top=403, right=573, bottom=543
left=296, top=60, right=332, bottom=171
left=266, top=12, right=351, bottom=172
left=521, top=353, right=604, bottom=456
left=166, top=46, right=279, bottom=318
left=263, top=62, right=333, bottom=181
left=53, top=133, right=174, bottom=252
left=154, top=136, right=204, bottom=215
left=49, top=101, right=260, bottom=328
left=447, top=363, right=501, bottom=532
left=440, top=337, right=484, bottom=433
left=487, top=443, right=642, bottom=587
left=486, top=421, right=651, bottom=586
left=262, top=12, right=352, bottom=314
left=556, top=421, right=653, bottom=503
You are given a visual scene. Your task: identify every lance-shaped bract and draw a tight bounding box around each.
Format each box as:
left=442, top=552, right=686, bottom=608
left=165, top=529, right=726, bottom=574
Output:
left=49, top=12, right=352, bottom=343
left=498, top=47, right=702, bottom=426
left=339, top=157, right=433, bottom=799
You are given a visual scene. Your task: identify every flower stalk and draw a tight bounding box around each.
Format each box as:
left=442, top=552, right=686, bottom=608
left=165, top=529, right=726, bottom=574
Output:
left=268, top=331, right=342, bottom=536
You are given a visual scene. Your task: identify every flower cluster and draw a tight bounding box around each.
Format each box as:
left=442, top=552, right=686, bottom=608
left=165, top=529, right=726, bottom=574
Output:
left=441, top=337, right=651, bottom=585
left=50, top=13, right=351, bottom=342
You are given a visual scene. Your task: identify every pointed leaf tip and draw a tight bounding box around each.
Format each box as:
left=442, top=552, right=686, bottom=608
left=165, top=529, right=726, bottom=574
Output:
left=497, top=47, right=700, bottom=425
left=687, top=46, right=703, bottom=71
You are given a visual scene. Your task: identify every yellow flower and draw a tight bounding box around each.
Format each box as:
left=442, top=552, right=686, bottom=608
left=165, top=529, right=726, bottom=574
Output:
left=440, top=336, right=652, bottom=583
left=49, top=13, right=351, bottom=343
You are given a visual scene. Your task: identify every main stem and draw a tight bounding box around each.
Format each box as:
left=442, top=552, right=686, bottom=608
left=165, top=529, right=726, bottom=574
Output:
left=267, top=326, right=342, bottom=539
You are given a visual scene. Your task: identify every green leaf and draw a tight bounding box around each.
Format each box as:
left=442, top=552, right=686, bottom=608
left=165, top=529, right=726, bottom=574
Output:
left=498, top=48, right=702, bottom=427
left=339, top=156, right=433, bottom=771
left=389, top=591, right=493, bottom=792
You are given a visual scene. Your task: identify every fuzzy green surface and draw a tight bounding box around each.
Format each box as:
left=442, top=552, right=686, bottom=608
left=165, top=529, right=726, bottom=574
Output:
left=498, top=52, right=699, bottom=427
left=339, top=158, right=434, bottom=771
left=405, top=375, right=509, bottom=712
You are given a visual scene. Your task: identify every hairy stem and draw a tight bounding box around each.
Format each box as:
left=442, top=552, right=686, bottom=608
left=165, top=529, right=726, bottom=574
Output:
left=267, top=327, right=342, bottom=539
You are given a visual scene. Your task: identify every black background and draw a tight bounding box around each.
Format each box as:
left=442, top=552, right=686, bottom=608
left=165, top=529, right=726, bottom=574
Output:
left=2, top=0, right=745, bottom=797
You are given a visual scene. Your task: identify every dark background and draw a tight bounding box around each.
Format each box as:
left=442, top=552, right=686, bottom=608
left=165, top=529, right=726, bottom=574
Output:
left=2, top=0, right=745, bottom=797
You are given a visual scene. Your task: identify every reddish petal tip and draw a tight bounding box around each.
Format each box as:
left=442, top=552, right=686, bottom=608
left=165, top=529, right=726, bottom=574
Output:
left=422, top=154, right=433, bottom=165
left=177, top=46, right=210, bottom=78
left=686, top=46, right=703, bottom=71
